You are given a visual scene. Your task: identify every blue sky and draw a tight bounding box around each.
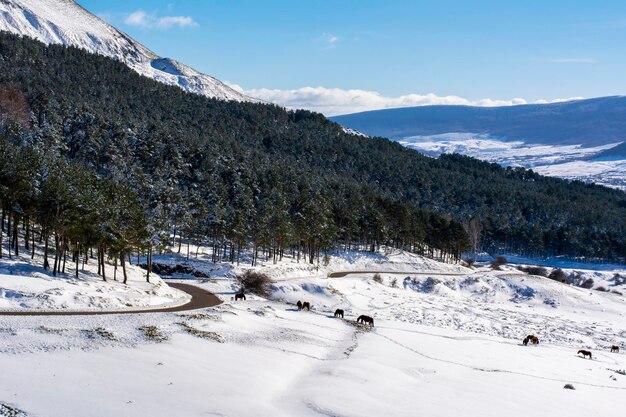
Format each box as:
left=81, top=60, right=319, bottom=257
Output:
left=79, top=0, right=626, bottom=115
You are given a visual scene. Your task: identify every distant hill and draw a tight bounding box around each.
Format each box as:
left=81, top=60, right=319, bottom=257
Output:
left=330, top=96, right=626, bottom=149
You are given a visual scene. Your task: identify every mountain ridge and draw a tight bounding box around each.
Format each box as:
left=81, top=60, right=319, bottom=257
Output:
left=330, top=96, right=626, bottom=148
left=0, top=0, right=256, bottom=102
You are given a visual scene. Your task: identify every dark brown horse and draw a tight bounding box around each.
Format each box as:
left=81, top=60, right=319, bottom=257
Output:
left=334, top=309, right=344, bottom=318
left=611, top=345, right=620, bottom=353
left=302, top=302, right=311, bottom=311
left=234, top=293, right=246, bottom=301
left=577, top=349, right=592, bottom=359
left=296, top=300, right=303, bottom=310
left=357, top=315, right=374, bottom=326
left=523, top=335, right=539, bottom=345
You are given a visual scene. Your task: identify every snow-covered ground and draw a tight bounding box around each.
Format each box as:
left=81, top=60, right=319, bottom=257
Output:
left=396, top=132, right=626, bottom=189
left=1, top=246, right=626, bottom=416
left=0, top=248, right=189, bottom=311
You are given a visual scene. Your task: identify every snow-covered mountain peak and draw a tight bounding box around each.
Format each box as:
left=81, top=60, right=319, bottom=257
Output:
left=0, top=0, right=257, bottom=102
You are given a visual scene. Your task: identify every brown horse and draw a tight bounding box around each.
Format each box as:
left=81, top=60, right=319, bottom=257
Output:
left=357, top=315, right=374, bottom=326
left=334, top=309, right=344, bottom=318
left=234, top=293, right=246, bottom=301
left=577, top=349, right=592, bottom=359
left=523, top=335, right=539, bottom=345
left=302, top=302, right=311, bottom=311
left=296, top=300, right=303, bottom=310
left=611, top=345, right=620, bottom=353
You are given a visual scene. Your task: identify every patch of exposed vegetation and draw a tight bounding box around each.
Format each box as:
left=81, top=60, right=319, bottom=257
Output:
left=491, top=256, right=508, bottom=270
left=36, top=326, right=66, bottom=335
left=82, top=327, right=116, bottom=341
left=139, top=326, right=168, bottom=343
left=177, top=322, right=224, bottom=343
left=140, top=263, right=210, bottom=278
left=348, top=321, right=374, bottom=333
left=177, top=313, right=220, bottom=321
left=516, top=265, right=548, bottom=277
left=0, top=402, right=29, bottom=417
left=563, top=383, right=575, bottom=390
left=0, top=328, right=16, bottom=336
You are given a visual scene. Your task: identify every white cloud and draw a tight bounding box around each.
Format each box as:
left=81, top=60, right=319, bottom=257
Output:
left=124, top=10, right=198, bottom=29
left=242, top=86, right=581, bottom=116
left=319, top=33, right=339, bottom=48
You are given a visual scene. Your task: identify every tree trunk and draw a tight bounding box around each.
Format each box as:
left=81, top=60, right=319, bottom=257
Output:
left=31, top=224, right=35, bottom=259
left=121, top=250, right=128, bottom=284
left=24, top=217, right=29, bottom=251
left=43, top=233, right=49, bottom=270
left=146, top=246, right=151, bottom=283
left=100, top=245, right=107, bottom=281
left=12, top=215, right=18, bottom=256
left=52, top=233, right=59, bottom=276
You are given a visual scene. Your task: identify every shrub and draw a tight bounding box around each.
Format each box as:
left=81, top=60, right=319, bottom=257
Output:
left=595, top=286, right=607, bottom=292
left=373, top=273, right=383, bottom=284
left=580, top=278, right=594, bottom=289
left=491, top=256, right=508, bottom=269
left=236, top=270, right=272, bottom=298
left=548, top=268, right=567, bottom=283
left=517, top=265, right=548, bottom=277
left=390, top=278, right=398, bottom=288
left=563, top=383, right=575, bottom=390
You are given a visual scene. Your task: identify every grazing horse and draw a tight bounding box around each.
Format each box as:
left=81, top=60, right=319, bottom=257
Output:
left=611, top=345, right=620, bottom=353
left=334, top=309, right=344, bottom=318
left=577, top=349, right=592, bottom=359
left=302, top=302, right=311, bottom=311
left=296, top=300, right=303, bottom=310
left=523, top=335, right=539, bottom=346
left=357, top=315, right=374, bottom=326
left=234, top=293, right=246, bottom=301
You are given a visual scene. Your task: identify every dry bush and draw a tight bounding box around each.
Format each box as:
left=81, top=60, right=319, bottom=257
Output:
left=490, top=256, right=508, bottom=269
left=563, top=383, right=575, bottom=390
left=373, top=273, right=383, bottom=284
left=517, top=265, right=548, bottom=277
left=236, top=270, right=271, bottom=297
left=548, top=268, right=567, bottom=283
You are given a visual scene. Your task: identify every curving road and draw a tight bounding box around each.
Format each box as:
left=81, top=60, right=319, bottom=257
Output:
left=0, top=282, right=222, bottom=316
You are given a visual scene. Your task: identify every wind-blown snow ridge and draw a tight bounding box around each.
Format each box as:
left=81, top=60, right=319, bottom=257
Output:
left=0, top=0, right=257, bottom=102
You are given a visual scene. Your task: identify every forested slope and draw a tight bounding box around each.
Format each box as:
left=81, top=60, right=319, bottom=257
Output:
left=1, top=33, right=626, bottom=263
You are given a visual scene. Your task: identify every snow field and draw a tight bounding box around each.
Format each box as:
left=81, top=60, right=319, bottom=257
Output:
left=1, top=289, right=625, bottom=416
left=1, top=248, right=626, bottom=415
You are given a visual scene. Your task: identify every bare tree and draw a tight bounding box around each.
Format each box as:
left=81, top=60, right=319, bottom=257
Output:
left=463, top=217, right=483, bottom=262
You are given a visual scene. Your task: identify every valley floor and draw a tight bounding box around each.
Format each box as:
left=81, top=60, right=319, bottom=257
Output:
left=1, top=248, right=626, bottom=416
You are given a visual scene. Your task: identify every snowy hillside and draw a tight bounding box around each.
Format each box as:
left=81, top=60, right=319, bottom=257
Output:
left=1, top=247, right=625, bottom=416
left=0, top=0, right=255, bottom=102
left=0, top=243, right=189, bottom=311
left=397, top=133, right=626, bottom=189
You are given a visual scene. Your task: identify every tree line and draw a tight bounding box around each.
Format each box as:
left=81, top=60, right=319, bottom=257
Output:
left=0, top=32, right=625, bottom=267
